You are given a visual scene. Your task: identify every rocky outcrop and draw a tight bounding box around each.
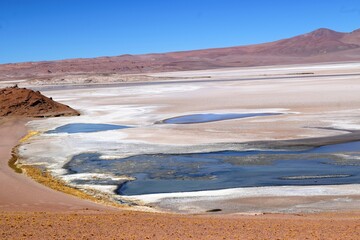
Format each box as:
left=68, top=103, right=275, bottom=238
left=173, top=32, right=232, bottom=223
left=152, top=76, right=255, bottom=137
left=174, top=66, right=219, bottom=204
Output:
left=0, top=86, right=80, bottom=117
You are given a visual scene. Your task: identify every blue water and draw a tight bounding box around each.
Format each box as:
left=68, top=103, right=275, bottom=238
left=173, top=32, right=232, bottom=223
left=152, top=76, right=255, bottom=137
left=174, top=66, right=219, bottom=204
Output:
left=63, top=141, right=360, bottom=196
left=160, top=113, right=282, bottom=124
left=46, top=123, right=131, bottom=134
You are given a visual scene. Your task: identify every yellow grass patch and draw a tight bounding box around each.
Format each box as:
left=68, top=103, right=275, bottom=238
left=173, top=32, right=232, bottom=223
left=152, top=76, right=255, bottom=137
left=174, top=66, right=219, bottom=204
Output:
left=8, top=150, right=22, bottom=174
left=19, top=130, right=39, bottom=143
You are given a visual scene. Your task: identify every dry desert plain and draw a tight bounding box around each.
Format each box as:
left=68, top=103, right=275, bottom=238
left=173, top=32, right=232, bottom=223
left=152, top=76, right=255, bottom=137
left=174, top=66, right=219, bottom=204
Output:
left=1, top=62, right=360, bottom=239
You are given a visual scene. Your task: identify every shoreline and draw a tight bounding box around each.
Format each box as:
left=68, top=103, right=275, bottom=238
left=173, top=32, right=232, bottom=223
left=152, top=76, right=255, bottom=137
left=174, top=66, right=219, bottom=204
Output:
left=9, top=117, right=360, bottom=215
left=13, top=131, right=123, bottom=208
left=1, top=121, right=359, bottom=239
left=0, top=118, right=114, bottom=212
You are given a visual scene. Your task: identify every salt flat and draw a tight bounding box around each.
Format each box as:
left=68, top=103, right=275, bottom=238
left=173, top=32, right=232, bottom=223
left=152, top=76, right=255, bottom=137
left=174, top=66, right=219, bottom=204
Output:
left=18, top=62, right=360, bottom=213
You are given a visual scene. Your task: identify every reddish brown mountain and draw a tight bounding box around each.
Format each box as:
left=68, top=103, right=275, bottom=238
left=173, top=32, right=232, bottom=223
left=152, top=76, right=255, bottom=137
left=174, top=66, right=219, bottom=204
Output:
left=0, top=28, right=359, bottom=81
left=248, top=28, right=359, bottom=56
left=0, top=86, right=80, bottom=117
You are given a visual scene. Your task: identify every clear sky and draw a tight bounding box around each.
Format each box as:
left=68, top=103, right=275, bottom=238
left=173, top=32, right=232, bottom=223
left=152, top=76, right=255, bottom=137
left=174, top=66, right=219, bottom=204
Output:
left=1, top=0, right=359, bottom=64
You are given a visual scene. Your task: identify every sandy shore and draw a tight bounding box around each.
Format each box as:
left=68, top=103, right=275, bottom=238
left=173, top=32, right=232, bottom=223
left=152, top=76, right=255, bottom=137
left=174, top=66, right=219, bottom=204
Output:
left=0, top=118, right=111, bottom=212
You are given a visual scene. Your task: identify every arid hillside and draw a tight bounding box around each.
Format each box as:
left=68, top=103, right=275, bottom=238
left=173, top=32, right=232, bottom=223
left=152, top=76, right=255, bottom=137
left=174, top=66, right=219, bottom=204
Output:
left=0, top=28, right=359, bottom=81
left=0, top=86, right=80, bottom=117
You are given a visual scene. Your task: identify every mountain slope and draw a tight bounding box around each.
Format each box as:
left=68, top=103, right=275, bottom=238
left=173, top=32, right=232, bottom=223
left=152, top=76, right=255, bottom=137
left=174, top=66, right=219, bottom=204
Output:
left=250, top=28, right=359, bottom=56
left=0, top=28, right=359, bottom=81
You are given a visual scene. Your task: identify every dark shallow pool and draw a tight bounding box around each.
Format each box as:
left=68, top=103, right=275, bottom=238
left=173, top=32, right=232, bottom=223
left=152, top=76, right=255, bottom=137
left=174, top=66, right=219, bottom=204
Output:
left=46, top=123, right=131, bottom=134
left=63, top=141, right=360, bottom=196
left=159, top=113, right=282, bottom=124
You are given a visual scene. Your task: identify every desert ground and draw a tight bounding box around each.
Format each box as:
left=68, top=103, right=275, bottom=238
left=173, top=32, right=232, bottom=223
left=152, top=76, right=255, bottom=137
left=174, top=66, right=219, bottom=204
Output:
left=1, top=62, right=360, bottom=239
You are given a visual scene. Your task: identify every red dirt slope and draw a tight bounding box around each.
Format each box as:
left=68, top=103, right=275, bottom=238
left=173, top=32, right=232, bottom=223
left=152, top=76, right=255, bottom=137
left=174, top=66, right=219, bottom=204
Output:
left=0, top=86, right=79, bottom=117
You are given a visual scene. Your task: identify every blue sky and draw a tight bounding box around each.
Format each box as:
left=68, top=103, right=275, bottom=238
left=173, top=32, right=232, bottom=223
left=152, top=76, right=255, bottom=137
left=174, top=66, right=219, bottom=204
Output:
left=0, top=0, right=359, bottom=64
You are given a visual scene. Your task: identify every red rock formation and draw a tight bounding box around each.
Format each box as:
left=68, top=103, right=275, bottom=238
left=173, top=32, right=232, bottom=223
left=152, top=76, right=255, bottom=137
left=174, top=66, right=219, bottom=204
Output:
left=0, top=86, right=80, bottom=117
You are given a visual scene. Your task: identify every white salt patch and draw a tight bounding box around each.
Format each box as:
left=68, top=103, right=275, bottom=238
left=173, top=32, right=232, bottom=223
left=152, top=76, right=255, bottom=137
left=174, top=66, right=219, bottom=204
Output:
left=149, top=62, right=360, bottom=80
left=77, top=184, right=118, bottom=195
left=61, top=173, right=130, bottom=182
left=126, top=184, right=360, bottom=204
left=331, top=122, right=360, bottom=130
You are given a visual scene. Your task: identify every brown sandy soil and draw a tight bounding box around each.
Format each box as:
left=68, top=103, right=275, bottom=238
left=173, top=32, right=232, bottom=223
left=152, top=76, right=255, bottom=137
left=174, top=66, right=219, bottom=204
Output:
left=0, top=86, right=79, bottom=117
left=0, top=211, right=359, bottom=239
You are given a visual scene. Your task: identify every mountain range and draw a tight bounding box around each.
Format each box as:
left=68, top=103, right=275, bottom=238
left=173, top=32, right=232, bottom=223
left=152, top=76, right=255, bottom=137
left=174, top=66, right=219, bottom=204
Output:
left=1, top=28, right=360, bottom=80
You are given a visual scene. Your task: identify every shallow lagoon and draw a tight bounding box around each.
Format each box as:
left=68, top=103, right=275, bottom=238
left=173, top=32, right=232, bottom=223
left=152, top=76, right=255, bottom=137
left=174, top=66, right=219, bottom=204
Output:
left=159, top=113, right=282, bottom=124
left=46, top=123, right=131, bottom=134
left=63, top=141, right=360, bottom=196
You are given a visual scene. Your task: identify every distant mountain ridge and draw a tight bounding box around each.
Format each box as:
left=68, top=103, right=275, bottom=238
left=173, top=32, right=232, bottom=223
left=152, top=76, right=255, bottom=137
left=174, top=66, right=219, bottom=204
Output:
left=249, top=28, right=359, bottom=56
left=1, top=28, right=359, bottom=80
